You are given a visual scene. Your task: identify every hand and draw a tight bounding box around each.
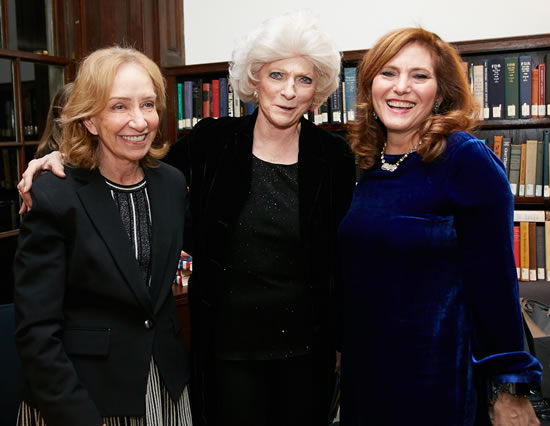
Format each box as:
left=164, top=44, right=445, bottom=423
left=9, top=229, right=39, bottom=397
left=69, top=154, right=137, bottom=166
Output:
left=17, top=151, right=66, bottom=213
left=492, top=392, right=540, bottom=426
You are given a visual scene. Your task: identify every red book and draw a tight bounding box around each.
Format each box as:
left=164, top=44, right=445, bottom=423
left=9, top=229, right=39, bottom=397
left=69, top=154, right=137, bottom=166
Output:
left=211, top=79, right=220, bottom=118
left=202, top=82, right=211, bottom=118
left=538, top=63, right=546, bottom=117
left=514, top=224, right=520, bottom=279
left=532, top=68, right=539, bottom=118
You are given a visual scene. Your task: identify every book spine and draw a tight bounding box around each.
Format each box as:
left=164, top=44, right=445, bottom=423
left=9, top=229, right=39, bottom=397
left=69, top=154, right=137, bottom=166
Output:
left=520, top=221, right=530, bottom=281
left=183, top=81, right=193, bottom=129
left=488, top=58, right=504, bottom=119
left=532, top=68, right=539, bottom=118
left=544, top=130, right=550, bottom=198
left=519, top=56, right=532, bottom=119
left=211, top=79, right=220, bottom=118
left=483, top=59, right=490, bottom=119
left=501, top=137, right=512, bottom=177
left=227, top=80, right=234, bottom=117
left=472, top=64, right=484, bottom=120
left=546, top=220, right=550, bottom=281
left=546, top=54, right=550, bottom=116
left=536, top=140, right=544, bottom=197
left=509, top=142, right=521, bottom=195
left=514, top=224, right=520, bottom=278
left=519, top=142, right=527, bottom=196
left=219, top=77, right=228, bottom=118
left=177, top=82, right=184, bottom=130
left=525, top=140, right=538, bottom=197
left=504, top=57, right=519, bottom=119
left=537, top=223, right=546, bottom=280
left=538, top=63, right=546, bottom=117
left=529, top=222, right=537, bottom=281
left=493, top=135, right=503, bottom=159
left=343, top=67, right=357, bottom=121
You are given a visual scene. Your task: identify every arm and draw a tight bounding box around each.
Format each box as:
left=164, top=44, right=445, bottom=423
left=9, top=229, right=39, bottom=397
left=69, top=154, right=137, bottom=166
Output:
left=450, top=136, right=541, bottom=424
left=17, top=151, right=65, bottom=213
left=14, top=174, right=103, bottom=426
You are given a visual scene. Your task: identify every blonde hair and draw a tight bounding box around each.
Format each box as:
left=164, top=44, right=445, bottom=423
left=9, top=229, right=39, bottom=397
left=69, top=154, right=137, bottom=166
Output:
left=229, top=10, right=341, bottom=108
left=60, top=46, right=168, bottom=169
left=35, top=82, right=73, bottom=158
left=348, top=27, right=479, bottom=170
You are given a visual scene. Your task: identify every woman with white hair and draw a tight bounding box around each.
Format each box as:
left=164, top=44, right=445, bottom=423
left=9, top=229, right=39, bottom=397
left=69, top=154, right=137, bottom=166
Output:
left=18, top=10, right=356, bottom=426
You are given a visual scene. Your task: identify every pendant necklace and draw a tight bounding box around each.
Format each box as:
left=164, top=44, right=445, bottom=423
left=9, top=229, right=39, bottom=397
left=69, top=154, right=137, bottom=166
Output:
left=380, top=140, right=423, bottom=172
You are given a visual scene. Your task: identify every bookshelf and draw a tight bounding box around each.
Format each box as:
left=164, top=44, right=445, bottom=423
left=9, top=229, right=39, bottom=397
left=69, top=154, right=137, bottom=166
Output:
left=0, top=1, right=73, bottom=304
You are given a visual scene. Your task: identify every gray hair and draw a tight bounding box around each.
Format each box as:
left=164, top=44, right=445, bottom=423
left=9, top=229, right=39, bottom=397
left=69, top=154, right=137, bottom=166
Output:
left=229, top=10, right=342, bottom=108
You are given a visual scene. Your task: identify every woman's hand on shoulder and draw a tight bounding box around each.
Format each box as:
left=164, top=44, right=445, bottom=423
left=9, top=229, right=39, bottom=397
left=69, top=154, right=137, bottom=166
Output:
left=17, top=151, right=66, bottom=213
left=492, top=392, right=540, bottom=426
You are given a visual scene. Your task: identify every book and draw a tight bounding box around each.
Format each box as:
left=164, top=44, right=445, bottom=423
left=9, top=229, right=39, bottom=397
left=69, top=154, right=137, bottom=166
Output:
left=532, top=68, right=539, bottom=118
left=177, top=82, right=184, bottom=130
left=519, top=142, right=527, bottom=196
left=525, top=140, right=538, bottom=197
left=219, top=77, right=228, bottom=118
left=472, top=64, right=485, bottom=120
left=211, top=79, right=220, bottom=118
left=529, top=221, right=537, bottom=281
left=536, top=140, right=544, bottom=197
left=227, top=80, right=234, bottom=117
left=202, top=82, right=211, bottom=118
left=501, top=136, right=512, bottom=177
left=192, top=79, right=203, bottom=125
left=483, top=58, right=490, bottom=119
left=183, top=81, right=193, bottom=129
left=509, top=142, right=521, bottom=195
left=504, top=57, right=519, bottom=119
left=544, top=130, right=550, bottom=198
left=343, top=67, right=357, bottom=121
left=520, top=221, right=530, bottom=281
left=514, top=224, right=520, bottom=278
left=546, top=220, right=550, bottom=281
left=538, top=63, right=546, bottom=117
left=233, top=89, right=241, bottom=118
left=487, top=58, right=504, bottom=119
left=492, top=135, right=503, bottom=159
left=546, top=54, right=550, bottom=116
left=329, top=83, right=343, bottom=124
left=514, top=210, right=546, bottom=222
left=537, top=223, right=546, bottom=279
left=519, top=56, right=532, bottom=119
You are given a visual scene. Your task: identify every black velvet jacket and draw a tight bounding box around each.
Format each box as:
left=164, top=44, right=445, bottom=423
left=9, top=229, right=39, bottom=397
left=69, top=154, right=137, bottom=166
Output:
left=165, top=111, right=356, bottom=424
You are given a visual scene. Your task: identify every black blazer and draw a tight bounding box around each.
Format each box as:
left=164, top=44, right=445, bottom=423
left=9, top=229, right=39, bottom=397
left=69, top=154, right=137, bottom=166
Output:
left=165, top=111, right=356, bottom=424
left=14, top=163, right=190, bottom=426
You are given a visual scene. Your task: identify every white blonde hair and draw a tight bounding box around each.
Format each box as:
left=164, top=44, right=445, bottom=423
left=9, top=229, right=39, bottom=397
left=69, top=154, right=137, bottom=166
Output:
left=229, top=10, right=341, bottom=108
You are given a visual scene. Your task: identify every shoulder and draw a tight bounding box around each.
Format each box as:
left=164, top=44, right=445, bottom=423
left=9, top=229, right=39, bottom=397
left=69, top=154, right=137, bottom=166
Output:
left=301, top=118, right=352, bottom=157
left=444, top=131, right=501, bottom=169
left=150, top=161, right=186, bottom=185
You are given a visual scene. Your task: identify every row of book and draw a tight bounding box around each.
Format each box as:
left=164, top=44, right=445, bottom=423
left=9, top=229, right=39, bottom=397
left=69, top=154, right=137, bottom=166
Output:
left=467, top=54, right=550, bottom=120
left=514, top=211, right=550, bottom=282
left=176, top=67, right=358, bottom=130
left=484, top=130, right=550, bottom=197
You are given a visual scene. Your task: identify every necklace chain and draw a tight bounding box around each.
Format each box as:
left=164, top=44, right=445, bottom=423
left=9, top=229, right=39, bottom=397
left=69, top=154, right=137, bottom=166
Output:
left=380, top=140, right=423, bottom=172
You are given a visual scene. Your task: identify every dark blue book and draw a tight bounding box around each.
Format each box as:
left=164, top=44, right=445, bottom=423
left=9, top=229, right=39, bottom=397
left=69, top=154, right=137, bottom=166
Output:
left=343, top=67, right=357, bottom=121
left=329, top=81, right=343, bottom=124
left=219, top=77, right=228, bottom=117
left=183, top=81, right=193, bottom=129
left=519, top=56, right=532, bottom=119
left=487, top=57, right=505, bottom=119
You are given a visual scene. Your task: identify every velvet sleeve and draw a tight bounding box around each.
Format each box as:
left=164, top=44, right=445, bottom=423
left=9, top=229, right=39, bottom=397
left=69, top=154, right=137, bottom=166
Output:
left=448, top=135, right=541, bottom=386
left=14, top=173, right=103, bottom=426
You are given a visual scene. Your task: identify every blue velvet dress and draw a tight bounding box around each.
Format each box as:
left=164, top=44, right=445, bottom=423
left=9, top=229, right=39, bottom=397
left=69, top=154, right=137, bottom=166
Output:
left=338, top=131, right=542, bottom=425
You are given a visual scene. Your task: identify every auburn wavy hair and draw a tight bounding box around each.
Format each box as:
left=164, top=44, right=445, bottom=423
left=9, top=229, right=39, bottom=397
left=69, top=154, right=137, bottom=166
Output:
left=348, top=27, right=479, bottom=170
left=60, top=46, right=168, bottom=169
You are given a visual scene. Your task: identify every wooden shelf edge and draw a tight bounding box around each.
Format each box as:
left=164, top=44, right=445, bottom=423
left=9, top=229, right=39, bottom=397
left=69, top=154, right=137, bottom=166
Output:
left=0, top=229, right=19, bottom=239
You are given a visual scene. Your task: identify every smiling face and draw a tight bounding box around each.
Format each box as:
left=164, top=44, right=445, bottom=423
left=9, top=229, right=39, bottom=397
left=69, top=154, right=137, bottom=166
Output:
left=84, top=62, right=159, bottom=169
left=372, top=42, right=439, bottom=147
left=254, top=56, right=317, bottom=130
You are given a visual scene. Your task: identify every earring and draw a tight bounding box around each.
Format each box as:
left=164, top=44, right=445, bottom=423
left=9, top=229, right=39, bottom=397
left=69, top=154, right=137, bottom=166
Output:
left=372, top=110, right=378, bottom=120
left=253, top=90, right=258, bottom=98
left=432, top=101, right=440, bottom=114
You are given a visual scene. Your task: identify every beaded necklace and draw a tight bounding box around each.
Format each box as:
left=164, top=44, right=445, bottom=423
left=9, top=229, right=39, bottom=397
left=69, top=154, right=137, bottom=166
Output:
left=380, top=140, right=423, bottom=172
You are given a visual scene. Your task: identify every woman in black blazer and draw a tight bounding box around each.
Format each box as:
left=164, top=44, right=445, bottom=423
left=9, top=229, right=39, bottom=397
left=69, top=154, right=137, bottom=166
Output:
left=14, top=47, right=192, bottom=426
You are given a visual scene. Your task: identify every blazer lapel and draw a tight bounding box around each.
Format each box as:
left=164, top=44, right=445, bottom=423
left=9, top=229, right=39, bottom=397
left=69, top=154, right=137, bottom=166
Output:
left=298, top=118, right=329, bottom=235
left=74, top=168, right=153, bottom=314
left=145, top=167, right=181, bottom=313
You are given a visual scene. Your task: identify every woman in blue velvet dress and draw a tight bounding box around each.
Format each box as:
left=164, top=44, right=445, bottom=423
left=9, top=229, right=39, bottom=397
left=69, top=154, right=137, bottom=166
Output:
left=338, top=28, right=542, bottom=425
